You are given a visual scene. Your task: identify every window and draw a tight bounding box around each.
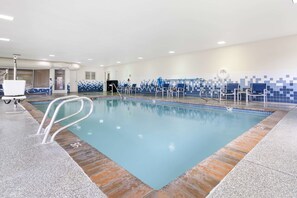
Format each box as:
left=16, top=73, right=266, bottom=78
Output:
left=85, top=71, right=96, bottom=80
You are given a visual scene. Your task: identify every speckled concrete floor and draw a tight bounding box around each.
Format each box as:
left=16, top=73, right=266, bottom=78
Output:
left=2, top=92, right=297, bottom=197
left=0, top=102, right=107, bottom=198
left=207, top=108, right=297, bottom=198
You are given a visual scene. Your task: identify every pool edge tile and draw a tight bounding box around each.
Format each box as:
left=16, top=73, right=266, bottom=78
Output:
left=22, top=96, right=288, bottom=198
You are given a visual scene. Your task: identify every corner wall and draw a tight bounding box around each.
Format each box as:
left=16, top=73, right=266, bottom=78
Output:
left=104, top=35, right=297, bottom=103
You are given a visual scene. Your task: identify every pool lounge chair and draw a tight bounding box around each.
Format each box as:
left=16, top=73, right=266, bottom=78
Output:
left=155, top=83, right=170, bottom=97
left=219, top=83, right=239, bottom=102
left=2, top=80, right=27, bottom=108
left=246, top=83, right=267, bottom=103
left=171, top=83, right=186, bottom=97
left=130, top=84, right=137, bottom=94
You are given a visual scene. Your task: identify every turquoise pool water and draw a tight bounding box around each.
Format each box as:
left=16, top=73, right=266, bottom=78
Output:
left=33, top=98, right=269, bottom=189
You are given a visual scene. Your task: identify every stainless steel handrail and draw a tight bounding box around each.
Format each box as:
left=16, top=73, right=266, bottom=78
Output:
left=36, top=95, right=79, bottom=135
left=43, top=99, right=84, bottom=136
left=42, top=96, right=93, bottom=144
left=111, top=83, right=123, bottom=99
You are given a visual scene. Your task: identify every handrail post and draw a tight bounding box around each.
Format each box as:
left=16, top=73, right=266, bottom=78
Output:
left=112, top=83, right=123, bottom=99
left=41, top=96, right=93, bottom=144
left=36, top=95, right=79, bottom=135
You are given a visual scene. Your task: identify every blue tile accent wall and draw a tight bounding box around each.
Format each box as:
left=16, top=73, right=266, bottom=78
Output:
left=77, top=80, right=103, bottom=92
left=126, top=74, right=297, bottom=103
left=26, top=87, right=52, bottom=95
left=236, top=75, right=297, bottom=103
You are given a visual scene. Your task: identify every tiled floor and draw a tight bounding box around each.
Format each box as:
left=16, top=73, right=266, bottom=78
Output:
left=18, top=92, right=296, bottom=197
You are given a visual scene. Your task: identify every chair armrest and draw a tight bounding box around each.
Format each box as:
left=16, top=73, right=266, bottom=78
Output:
left=245, top=88, right=251, bottom=94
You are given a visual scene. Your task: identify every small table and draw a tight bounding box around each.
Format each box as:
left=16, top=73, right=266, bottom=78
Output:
left=237, top=88, right=249, bottom=101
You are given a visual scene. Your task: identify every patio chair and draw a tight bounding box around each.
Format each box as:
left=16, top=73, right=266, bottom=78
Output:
left=155, top=83, right=170, bottom=97
left=246, top=83, right=267, bottom=103
left=130, top=84, right=137, bottom=94
left=2, top=80, right=27, bottom=108
left=171, top=83, right=186, bottom=97
left=119, top=83, right=129, bottom=94
left=219, top=83, right=239, bottom=102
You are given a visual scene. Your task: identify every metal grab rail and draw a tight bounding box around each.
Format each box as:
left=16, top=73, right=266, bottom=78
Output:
left=36, top=95, right=79, bottom=135
left=111, top=83, right=123, bottom=99
left=42, top=96, right=93, bottom=144
left=43, top=99, right=84, bottom=136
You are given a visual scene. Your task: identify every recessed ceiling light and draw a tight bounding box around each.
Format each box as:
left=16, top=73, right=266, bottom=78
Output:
left=0, top=15, right=14, bottom=21
left=100, top=65, right=104, bottom=67
left=293, top=0, right=297, bottom=4
left=138, top=57, right=143, bottom=60
left=0, top=38, right=10, bottom=42
left=77, top=62, right=81, bottom=64
left=87, top=58, right=93, bottom=61
left=117, top=61, right=121, bottom=64
left=168, top=51, right=175, bottom=54
left=49, top=54, right=55, bottom=57
left=217, top=41, right=226, bottom=45
left=41, top=59, right=48, bottom=61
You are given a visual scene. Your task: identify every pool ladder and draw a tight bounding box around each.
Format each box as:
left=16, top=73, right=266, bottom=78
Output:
left=36, top=95, right=94, bottom=144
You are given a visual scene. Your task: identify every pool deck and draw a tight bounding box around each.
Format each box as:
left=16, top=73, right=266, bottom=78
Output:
left=0, top=102, right=106, bottom=198
left=208, top=108, right=297, bottom=198
left=1, top=92, right=297, bottom=197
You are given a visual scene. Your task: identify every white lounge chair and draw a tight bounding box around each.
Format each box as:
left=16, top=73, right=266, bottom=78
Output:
left=2, top=80, right=27, bottom=108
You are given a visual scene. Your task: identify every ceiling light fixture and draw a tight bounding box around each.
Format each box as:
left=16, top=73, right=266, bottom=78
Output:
left=217, top=41, right=226, bottom=45
left=100, top=65, right=104, bottom=67
left=0, top=38, right=10, bottom=42
left=77, top=62, right=81, bottom=64
left=0, top=15, right=14, bottom=21
left=138, top=57, right=143, bottom=60
left=87, top=58, right=93, bottom=61
left=117, top=61, right=121, bottom=64
left=168, top=51, right=175, bottom=54
left=49, top=54, right=55, bottom=57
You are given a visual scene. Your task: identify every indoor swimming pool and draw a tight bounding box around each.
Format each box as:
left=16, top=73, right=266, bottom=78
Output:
left=32, top=97, right=269, bottom=190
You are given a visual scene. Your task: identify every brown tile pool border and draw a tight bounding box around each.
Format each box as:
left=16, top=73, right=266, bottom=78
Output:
left=22, top=96, right=288, bottom=198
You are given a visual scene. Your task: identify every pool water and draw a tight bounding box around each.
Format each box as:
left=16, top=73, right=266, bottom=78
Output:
left=33, top=98, right=268, bottom=189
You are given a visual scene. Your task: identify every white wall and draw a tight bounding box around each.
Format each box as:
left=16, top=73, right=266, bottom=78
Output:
left=104, top=35, right=297, bottom=84
left=0, top=58, right=80, bottom=93
left=74, top=66, right=105, bottom=91
left=76, top=66, right=104, bottom=82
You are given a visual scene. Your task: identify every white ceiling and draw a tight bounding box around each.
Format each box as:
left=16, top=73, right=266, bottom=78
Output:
left=0, top=0, right=297, bottom=67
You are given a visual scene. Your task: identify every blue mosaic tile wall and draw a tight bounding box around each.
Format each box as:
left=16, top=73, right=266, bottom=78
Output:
left=116, top=74, right=297, bottom=104
left=77, top=80, right=103, bottom=92
left=26, top=87, right=52, bottom=95
left=236, top=75, right=297, bottom=103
